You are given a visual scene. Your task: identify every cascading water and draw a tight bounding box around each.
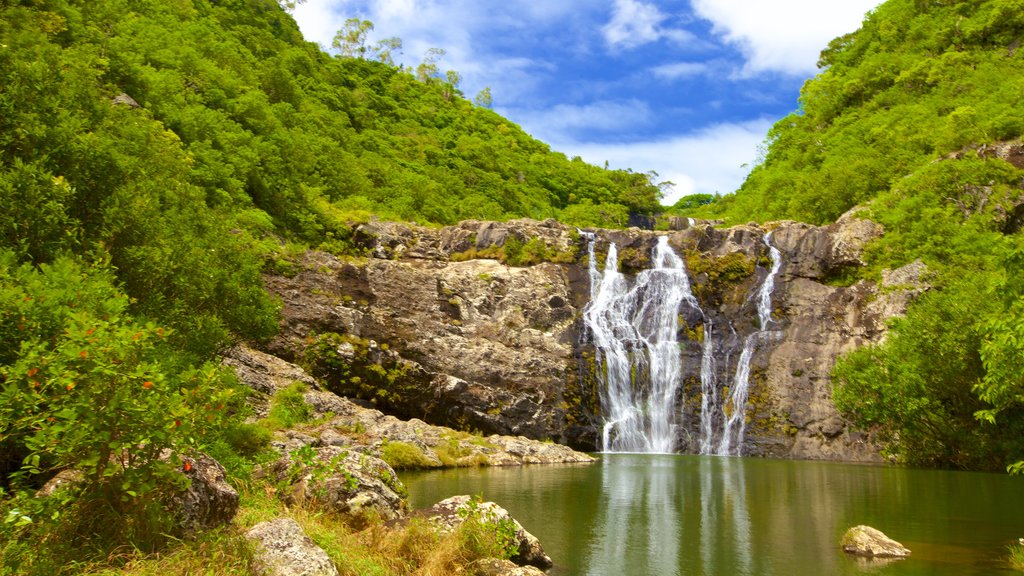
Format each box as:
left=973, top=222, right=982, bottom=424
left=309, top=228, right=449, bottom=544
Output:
left=717, top=231, right=783, bottom=456
left=583, top=235, right=700, bottom=453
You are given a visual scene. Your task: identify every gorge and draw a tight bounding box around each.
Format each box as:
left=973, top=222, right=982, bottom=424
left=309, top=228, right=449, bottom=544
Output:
left=265, top=212, right=927, bottom=462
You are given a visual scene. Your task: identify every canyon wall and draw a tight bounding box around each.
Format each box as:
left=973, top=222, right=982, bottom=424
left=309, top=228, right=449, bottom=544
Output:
left=260, top=214, right=926, bottom=461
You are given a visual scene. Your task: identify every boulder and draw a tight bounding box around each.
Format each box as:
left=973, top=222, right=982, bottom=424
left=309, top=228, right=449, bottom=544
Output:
left=246, top=518, right=338, bottom=576
left=266, top=446, right=407, bottom=522
left=421, top=495, right=552, bottom=569
left=172, top=452, right=240, bottom=535
left=467, top=558, right=548, bottom=576
left=841, top=525, right=911, bottom=558
left=35, top=469, right=84, bottom=498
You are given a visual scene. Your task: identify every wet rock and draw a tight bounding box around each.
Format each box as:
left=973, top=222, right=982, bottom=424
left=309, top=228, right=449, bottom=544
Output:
left=257, top=213, right=923, bottom=462
left=841, top=525, right=911, bottom=558
left=246, top=518, right=338, bottom=576
left=421, top=495, right=553, bottom=569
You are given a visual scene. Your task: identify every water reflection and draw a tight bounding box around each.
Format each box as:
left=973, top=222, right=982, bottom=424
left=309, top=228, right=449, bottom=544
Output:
left=586, top=456, right=681, bottom=575
left=401, top=455, right=1024, bottom=576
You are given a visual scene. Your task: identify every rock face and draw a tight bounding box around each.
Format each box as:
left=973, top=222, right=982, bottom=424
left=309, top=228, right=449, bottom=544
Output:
left=246, top=518, right=339, bottom=576
left=225, top=345, right=595, bottom=467
left=262, top=215, right=925, bottom=461
left=264, top=445, right=407, bottom=523
left=419, top=495, right=553, bottom=569
left=841, top=525, right=911, bottom=558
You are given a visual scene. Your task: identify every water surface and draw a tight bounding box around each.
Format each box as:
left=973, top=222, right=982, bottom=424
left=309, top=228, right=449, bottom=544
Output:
left=401, top=454, right=1024, bottom=575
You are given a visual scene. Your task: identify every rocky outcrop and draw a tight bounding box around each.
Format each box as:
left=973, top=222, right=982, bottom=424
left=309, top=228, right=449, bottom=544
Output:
left=172, top=452, right=240, bottom=535
left=263, top=446, right=406, bottom=523
left=841, top=525, right=911, bottom=558
left=225, top=345, right=595, bottom=467
left=246, top=518, right=339, bottom=576
left=261, top=214, right=924, bottom=461
left=418, top=495, right=553, bottom=569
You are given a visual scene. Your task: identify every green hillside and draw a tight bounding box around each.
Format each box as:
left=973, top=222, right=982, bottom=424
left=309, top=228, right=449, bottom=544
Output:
left=0, top=0, right=662, bottom=570
left=692, top=0, right=1024, bottom=471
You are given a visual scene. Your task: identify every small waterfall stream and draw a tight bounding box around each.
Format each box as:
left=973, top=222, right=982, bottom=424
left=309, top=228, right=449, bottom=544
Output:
left=717, top=231, right=783, bottom=456
left=583, top=230, right=783, bottom=456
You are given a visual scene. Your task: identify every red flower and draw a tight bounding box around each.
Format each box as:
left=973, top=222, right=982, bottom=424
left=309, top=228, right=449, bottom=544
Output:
left=78, top=350, right=88, bottom=359
left=143, top=381, right=153, bottom=389
left=183, top=461, right=192, bottom=472
left=66, top=383, right=74, bottom=391
left=27, top=367, right=38, bottom=377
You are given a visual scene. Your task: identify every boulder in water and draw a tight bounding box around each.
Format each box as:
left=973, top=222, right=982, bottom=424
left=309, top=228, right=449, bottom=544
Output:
left=841, top=525, right=911, bottom=558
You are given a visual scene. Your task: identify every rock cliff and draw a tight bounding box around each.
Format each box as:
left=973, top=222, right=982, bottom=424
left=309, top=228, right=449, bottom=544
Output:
left=261, top=215, right=925, bottom=461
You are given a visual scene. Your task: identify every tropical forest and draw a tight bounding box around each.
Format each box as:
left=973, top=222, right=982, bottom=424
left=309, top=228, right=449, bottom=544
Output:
left=1, top=0, right=1023, bottom=574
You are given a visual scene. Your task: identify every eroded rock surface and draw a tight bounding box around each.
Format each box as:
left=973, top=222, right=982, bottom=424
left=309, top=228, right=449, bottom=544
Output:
left=258, top=215, right=924, bottom=461
left=841, top=525, right=911, bottom=558
left=225, top=345, right=595, bottom=467
left=246, top=518, right=339, bottom=576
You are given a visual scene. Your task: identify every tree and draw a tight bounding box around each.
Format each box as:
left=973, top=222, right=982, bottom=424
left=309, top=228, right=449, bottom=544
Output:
left=417, top=47, right=446, bottom=83
left=332, top=18, right=374, bottom=58
left=475, top=86, right=493, bottom=108
left=372, top=36, right=403, bottom=65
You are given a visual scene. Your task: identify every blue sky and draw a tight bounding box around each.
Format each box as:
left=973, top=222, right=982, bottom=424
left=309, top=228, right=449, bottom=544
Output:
left=292, top=0, right=881, bottom=205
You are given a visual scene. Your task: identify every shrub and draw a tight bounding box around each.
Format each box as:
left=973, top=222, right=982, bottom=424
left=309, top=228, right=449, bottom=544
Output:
left=265, top=382, right=313, bottom=430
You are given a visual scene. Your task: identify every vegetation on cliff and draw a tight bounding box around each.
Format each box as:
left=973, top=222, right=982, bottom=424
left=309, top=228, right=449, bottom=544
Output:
left=683, top=0, right=1024, bottom=472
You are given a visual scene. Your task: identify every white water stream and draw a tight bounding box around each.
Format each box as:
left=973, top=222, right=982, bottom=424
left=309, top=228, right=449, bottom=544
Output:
left=717, top=232, right=782, bottom=455
left=583, top=231, right=782, bottom=456
left=583, top=236, right=699, bottom=453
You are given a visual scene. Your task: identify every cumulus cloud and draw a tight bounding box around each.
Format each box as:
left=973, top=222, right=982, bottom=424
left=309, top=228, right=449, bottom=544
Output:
left=505, top=100, right=654, bottom=143
left=691, top=0, right=881, bottom=75
left=549, top=119, right=775, bottom=205
left=602, top=0, right=697, bottom=50
left=602, top=0, right=665, bottom=49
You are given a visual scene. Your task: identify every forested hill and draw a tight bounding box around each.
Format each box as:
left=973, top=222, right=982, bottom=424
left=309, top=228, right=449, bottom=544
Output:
left=692, top=0, right=1024, bottom=472
left=1, top=0, right=664, bottom=349
left=699, top=0, right=1024, bottom=226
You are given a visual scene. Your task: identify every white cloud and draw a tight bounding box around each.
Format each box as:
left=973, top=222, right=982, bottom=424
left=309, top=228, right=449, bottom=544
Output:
left=602, top=0, right=665, bottom=49
left=548, top=119, right=775, bottom=206
left=602, top=0, right=697, bottom=50
left=651, top=61, right=710, bottom=80
left=502, top=100, right=653, bottom=143
left=691, top=0, right=881, bottom=75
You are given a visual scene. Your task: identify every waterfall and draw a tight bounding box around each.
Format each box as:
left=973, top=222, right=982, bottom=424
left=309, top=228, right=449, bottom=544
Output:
left=583, top=235, right=699, bottom=453
left=697, top=318, right=717, bottom=455
left=717, top=232, right=782, bottom=456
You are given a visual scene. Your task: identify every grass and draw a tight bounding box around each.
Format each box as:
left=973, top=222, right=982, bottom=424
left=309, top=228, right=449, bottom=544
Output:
left=1009, top=539, right=1024, bottom=571
left=34, top=474, right=521, bottom=576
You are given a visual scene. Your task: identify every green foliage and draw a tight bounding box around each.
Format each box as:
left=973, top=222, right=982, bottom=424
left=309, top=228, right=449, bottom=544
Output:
left=0, top=252, right=250, bottom=573
left=265, top=382, right=313, bottom=430
left=704, top=0, right=1024, bottom=226
left=832, top=271, right=1017, bottom=469
left=456, top=496, right=520, bottom=561
left=671, top=193, right=716, bottom=212
left=1010, top=539, right=1024, bottom=571
left=379, top=441, right=436, bottom=470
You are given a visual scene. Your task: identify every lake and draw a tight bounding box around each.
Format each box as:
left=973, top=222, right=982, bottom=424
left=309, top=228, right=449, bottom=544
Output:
left=401, top=454, right=1024, bottom=575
